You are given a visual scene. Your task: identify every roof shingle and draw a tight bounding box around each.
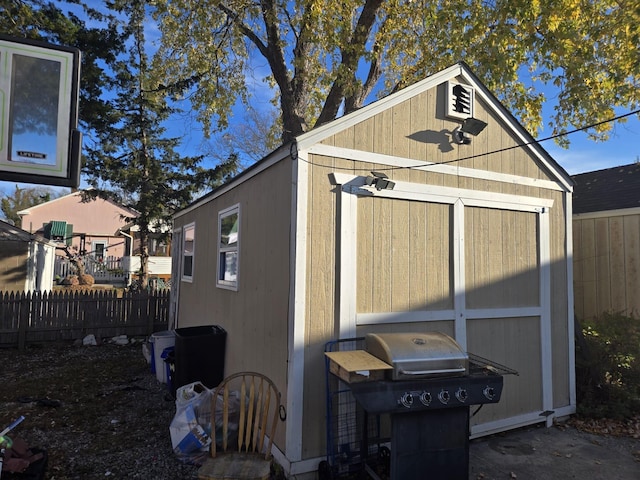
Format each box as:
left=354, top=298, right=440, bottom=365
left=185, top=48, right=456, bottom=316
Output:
left=571, top=163, right=640, bottom=214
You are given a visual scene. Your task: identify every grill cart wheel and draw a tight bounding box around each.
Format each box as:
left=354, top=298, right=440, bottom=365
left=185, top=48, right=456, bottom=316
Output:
left=377, top=445, right=391, bottom=474
left=318, top=460, right=334, bottom=480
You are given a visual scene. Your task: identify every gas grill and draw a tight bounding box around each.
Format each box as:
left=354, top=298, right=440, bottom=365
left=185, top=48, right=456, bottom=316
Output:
left=325, top=332, right=517, bottom=480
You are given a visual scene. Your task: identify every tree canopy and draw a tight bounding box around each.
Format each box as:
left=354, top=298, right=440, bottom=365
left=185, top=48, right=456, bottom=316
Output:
left=151, top=0, right=640, bottom=146
left=82, top=0, right=239, bottom=288
left=0, top=185, right=65, bottom=226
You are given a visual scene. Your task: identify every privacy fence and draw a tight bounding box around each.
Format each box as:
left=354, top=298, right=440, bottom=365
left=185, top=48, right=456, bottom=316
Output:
left=0, top=289, right=170, bottom=349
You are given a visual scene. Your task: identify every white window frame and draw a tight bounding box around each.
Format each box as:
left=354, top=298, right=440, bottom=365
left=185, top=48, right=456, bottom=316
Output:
left=91, top=240, right=107, bottom=261
left=216, top=204, right=240, bottom=291
left=181, top=222, right=195, bottom=283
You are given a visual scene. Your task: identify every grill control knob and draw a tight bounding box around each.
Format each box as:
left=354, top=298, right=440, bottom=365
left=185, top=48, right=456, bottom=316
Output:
left=400, top=392, right=414, bottom=408
left=483, top=386, right=495, bottom=400
left=419, top=391, right=432, bottom=406
left=455, top=388, right=468, bottom=403
left=438, top=390, right=450, bottom=404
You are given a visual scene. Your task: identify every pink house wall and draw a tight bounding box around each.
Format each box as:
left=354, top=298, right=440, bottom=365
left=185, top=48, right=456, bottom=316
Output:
left=17, top=192, right=137, bottom=258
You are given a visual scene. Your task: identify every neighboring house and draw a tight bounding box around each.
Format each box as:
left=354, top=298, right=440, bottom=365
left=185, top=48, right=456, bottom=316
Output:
left=17, top=191, right=171, bottom=286
left=572, top=162, right=640, bottom=321
left=0, top=220, right=56, bottom=292
left=17, top=190, right=138, bottom=259
left=171, top=62, right=575, bottom=479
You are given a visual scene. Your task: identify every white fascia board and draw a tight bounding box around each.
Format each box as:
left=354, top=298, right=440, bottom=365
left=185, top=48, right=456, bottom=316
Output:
left=456, top=68, right=573, bottom=192
left=309, top=143, right=564, bottom=192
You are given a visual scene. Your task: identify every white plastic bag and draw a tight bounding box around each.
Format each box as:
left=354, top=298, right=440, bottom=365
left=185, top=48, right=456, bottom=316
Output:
left=169, top=382, right=213, bottom=461
left=175, top=382, right=212, bottom=431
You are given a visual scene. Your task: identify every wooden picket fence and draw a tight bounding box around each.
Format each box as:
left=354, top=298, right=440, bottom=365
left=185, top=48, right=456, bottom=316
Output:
left=0, top=289, right=170, bottom=350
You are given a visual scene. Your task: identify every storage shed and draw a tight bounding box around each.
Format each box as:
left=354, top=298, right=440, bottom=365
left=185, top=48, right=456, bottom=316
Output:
left=572, top=162, right=640, bottom=321
left=0, top=220, right=56, bottom=292
left=171, top=62, right=575, bottom=478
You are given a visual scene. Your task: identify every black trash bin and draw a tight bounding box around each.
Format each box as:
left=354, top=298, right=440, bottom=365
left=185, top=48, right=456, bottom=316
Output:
left=174, top=325, right=227, bottom=392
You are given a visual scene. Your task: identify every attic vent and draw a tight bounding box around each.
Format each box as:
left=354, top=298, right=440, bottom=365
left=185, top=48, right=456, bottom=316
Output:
left=446, top=81, right=475, bottom=120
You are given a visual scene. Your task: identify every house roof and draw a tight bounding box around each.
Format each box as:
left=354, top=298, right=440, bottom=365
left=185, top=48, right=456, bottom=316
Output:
left=0, top=219, right=53, bottom=244
left=175, top=62, right=573, bottom=218
left=571, top=162, right=640, bottom=214
left=16, top=190, right=139, bottom=217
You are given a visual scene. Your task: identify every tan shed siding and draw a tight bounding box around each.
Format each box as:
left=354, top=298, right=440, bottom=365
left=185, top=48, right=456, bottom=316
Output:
left=173, top=159, right=292, bottom=448
left=465, top=208, right=539, bottom=309
left=357, top=198, right=453, bottom=313
left=302, top=154, right=339, bottom=458
left=0, top=242, right=28, bottom=291
left=573, top=212, right=640, bottom=320
left=467, top=317, right=543, bottom=426
left=301, top=79, right=571, bottom=460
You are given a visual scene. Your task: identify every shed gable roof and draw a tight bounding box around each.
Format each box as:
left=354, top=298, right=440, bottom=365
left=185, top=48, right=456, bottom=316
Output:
left=296, top=62, right=573, bottom=191
left=572, top=162, right=640, bottom=214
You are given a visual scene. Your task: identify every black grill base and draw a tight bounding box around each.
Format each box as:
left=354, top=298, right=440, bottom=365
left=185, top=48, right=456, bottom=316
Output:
left=391, top=407, right=469, bottom=479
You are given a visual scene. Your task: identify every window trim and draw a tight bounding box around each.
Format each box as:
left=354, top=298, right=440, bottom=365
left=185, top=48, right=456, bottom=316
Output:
left=216, top=204, right=240, bottom=291
left=181, top=222, right=195, bottom=283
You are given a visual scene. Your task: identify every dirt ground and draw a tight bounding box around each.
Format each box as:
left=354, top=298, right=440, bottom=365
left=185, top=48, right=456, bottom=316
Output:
left=0, top=340, right=200, bottom=479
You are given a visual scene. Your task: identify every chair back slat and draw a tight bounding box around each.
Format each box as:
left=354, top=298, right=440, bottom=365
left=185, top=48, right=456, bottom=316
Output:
left=209, top=372, right=282, bottom=461
left=256, top=386, right=270, bottom=453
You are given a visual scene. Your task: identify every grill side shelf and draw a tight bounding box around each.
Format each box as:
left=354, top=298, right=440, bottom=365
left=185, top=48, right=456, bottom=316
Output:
left=467, top=352, right=519, bottom=376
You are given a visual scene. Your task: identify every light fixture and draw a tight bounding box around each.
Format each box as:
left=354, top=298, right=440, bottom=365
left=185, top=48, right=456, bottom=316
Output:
left=452, top=117, right=488, bottom=145
left=365, top=171, right=395, bottom=191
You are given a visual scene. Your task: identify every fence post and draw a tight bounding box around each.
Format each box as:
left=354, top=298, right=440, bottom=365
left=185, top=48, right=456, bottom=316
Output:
left=148, top=291, right=157, bottom=335
left=18, top=291, right=30, bottom=351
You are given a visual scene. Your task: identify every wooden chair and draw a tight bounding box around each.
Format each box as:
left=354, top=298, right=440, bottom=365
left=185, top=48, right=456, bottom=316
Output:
left=198, top=372, right=282, bottom=480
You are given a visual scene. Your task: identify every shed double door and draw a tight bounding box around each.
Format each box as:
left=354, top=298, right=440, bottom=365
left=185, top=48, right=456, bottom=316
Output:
left=337, top=187, right=554, bottom=434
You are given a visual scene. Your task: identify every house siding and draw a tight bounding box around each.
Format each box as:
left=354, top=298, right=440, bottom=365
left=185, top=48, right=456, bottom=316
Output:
left=18, top=193, right=135, bottom=257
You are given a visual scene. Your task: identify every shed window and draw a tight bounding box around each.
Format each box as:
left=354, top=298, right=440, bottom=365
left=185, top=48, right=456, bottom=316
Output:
left=182, top=223, right=195, bottom=282
left=217, top=205, right=239, bottom=290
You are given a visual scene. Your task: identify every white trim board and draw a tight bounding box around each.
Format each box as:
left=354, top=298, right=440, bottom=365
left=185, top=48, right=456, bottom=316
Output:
left=330, top=173, right=554, bottom=212
left=573, top=206, right=640, bottom=220
left=310, top=143, right=564, bottom=192
left=285, top=151, right=309, bottom=462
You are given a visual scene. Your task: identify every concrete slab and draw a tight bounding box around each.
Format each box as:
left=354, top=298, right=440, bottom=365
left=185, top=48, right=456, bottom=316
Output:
left=469, top=424, right=640, bottom=479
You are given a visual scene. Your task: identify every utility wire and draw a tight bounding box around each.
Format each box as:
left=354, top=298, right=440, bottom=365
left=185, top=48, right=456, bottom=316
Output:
left=299, top=108, right=640, bottom=173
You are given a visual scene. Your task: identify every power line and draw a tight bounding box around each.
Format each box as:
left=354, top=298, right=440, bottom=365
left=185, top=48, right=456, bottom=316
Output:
left=299, top=108, right=640, bottom=173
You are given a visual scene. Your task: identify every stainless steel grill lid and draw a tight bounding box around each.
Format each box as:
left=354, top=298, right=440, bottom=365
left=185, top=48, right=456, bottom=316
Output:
left=365, top=332, right=469, bottom=380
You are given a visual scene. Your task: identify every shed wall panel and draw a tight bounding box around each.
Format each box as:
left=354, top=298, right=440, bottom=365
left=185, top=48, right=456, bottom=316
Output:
left=467, top=317, right=542, bottom=425
left=173, top=159, right=292, bottom=449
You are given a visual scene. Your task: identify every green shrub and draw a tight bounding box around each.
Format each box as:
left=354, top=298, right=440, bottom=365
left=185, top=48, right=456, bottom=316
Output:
left=575, top=312, right=640, bottom=419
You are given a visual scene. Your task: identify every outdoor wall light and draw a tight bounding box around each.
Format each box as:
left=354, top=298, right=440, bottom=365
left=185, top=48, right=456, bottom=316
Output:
left=452, top=117, right=488, bottom=145
left=365, top=171, right=396, bottom=191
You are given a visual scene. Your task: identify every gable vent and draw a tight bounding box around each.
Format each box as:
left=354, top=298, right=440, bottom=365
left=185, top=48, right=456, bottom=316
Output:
left=446, top=81, right=475, bottom=120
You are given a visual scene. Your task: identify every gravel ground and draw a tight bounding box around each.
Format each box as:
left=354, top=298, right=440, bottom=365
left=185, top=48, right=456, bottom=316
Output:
left=0, top=340, right=201, bottom=479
